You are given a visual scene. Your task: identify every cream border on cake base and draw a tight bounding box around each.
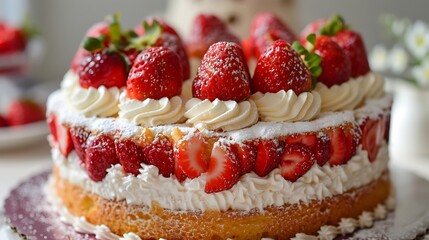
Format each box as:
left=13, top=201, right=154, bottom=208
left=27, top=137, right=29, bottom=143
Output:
left=52, top=166, right=391, bottom=240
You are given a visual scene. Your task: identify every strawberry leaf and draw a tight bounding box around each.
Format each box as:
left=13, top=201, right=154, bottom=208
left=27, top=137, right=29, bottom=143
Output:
left=108, top=13, right=122, bottom=44
left=291, top=39, right=322, bottom=84
left=82, top=37, right=103, bottom=52
left=320, top=15, right=346, bottom=36
left=143, top=20, right=163, bottom=46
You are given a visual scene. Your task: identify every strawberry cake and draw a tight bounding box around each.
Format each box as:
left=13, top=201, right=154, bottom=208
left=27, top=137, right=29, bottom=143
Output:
left=46, top=14, right=393, bottom=240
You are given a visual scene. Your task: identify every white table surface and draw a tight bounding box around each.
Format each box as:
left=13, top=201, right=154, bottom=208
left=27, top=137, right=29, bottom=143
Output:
left=1, top=141, right=429, bottom=239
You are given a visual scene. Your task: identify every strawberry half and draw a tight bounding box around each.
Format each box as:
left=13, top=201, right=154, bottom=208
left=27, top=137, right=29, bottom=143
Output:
left=56, top=122, right=73, bottom=158
left=47, top=114, right=58, bottom=143
left=280, top=143, right=314, bottom=182
left=115, top=139, right=146, bottom=176
left=254, top=139, right=283, bottom=177
left=252, top=39, right=312, bottom=95
left=314, top=36, right=351, bottom=87
left=175, top=133, right=210, bottom=179
left=361, top=118, right=384, bottom=161
left=78, top=51, right=128, bottom=89
left=249, top=13, right=296, bottom=59
left=70, top=127, right=90, bottom=164
left=205, top=142, right=241, bottom=193
left=193, top=42, right=251, bottom=102
left=327, top=126, right=358, bottom=166
left=187, top=14, right=241, bottom=59
left=233, top=141, right=257, bottom=175
left=143, top=136, right=175, bottom=177
left=85, top=135, right=119, bottom=182
left=314, top=134, right=331, bottom=166
left=127, top=46, right=183, bottom=101
left=6, top=99, right=45, bottom=126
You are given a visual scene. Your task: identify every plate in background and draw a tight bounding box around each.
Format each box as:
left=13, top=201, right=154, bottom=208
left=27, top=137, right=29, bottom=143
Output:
left=0, top=121, right=48, bottom=150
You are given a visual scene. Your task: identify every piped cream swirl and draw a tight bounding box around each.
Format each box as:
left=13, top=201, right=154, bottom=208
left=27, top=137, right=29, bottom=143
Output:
left=356, top=72, right=385, bottom=100
left=118, top=92, right=185, bottom=127
left=61, top=70, right=122, bottom=117
left=251, top=90, right=321, bottom=122
left=184, top=98, right=259, bottom=131
left=315, top=80, right=364, bottom=112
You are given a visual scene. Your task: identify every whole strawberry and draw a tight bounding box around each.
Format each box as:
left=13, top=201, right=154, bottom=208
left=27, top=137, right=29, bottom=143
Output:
left=249, top=13, right=296, bottom=59
left=320, top=15, right=370, bottom=77
left=127, top=46, right=183, bottom=101
left=193, top=42, right=251, bottom=102
left=0, top=22, right=27, bottom=53
left=6, top=99, right=45, bottom=126
left=299, top=18, right=328, bottom=44
left=135, top=17, right=180, bottom=39
left=78, top=51, right=128, bottom=89
left=187, top=14, right=241, bottom=59
left=252, top=39, right=312, bottom=95
left=314, top=36, right=351, bottom=87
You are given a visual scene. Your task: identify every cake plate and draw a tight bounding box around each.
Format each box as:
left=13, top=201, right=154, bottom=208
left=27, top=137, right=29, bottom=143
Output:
left=2, top=168, right=429, bottom=240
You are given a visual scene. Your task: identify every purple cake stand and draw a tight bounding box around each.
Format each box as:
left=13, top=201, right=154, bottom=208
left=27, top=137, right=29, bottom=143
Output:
left=2, top=168, right=429, bottom=240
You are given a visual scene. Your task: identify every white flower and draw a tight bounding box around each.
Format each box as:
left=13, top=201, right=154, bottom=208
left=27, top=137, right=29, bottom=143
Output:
left=388, top=45, right=409, bottom=74
left=369, top=45, right=388, bottom=72
left=405, top=21, right=429, bottom=59
left=411, top=58, right=429, bottom=87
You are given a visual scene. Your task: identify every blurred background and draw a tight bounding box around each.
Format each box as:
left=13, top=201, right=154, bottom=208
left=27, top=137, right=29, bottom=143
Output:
left=1, top=0, right=428, bottom=84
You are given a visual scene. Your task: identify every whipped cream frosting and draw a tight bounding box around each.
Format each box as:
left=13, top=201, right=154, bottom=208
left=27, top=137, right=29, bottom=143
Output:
left=251, top=90, right=321, bottom=122
left=61, top=71, right=122, bottom=117
left=118, top=92, right=185, bottom=127
left=52, top=142, right=389, bottom=212
left=184, top=98, right=259, bottom=131
left=315, top=72, right=385, bottom=112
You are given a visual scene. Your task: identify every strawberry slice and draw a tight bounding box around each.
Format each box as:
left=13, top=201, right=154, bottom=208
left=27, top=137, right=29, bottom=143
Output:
left=254, top=139, right=282, bottom=177
left=233, top=141, right=257, bottom=175
left=175, top=133, right=209, bottom=179
left=143, top=136, right=175, bottom=177
left=6, top=99, right=45, bottom=126
left=205, top=143, right=241, bottom=193
left=193, top=42, right=251, bottom=102
left=280, top=143, right=314, bottom=182
left=314, top=36, right=351, bottom=87
left=127, top=46, right=183, bottom=101
left=249, top=13, right=296, bottom=59
left=47, top=114, right=58, bottom=143
left=56, top=122, right=73, bottom=157
left=361, top=118, right=383, bottom=162
left=187, top=14, right=241, bottom=59
left=286, top=133, right=317, bottom=148
left=327, top=126, right=358, bottom=166
left=70, top=127, right=90, bottom=164
left=252, top=39, right=312, bottom=95
left=85, top=135, right=119, bottom=182
left=314, top=134, right=331, bottom=166
left=115, top=139, right=146, bottom=176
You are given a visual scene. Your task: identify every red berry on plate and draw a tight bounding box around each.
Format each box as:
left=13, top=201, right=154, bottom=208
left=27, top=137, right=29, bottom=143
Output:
left=57, top=122, right=73, bottom=158
left=115, top=139, right=146, bottom=176
left=252, top=39, right=312, bottom=95
left=193, top=42, right=251, bottom=102
left=143, top=136, right=175, bottom=177
left=233, top=141, right=257, bottom=175
left=78, top=51, right=128, bottom=89
left=332, top=30, right=370, bottom=77
left=0, top=115, right=9, bottom=128
left=280, top=143, right=314, bottom=182
left=205, top=142, right=241, bottom=193
left=187, top=14, right=241, bottom=59
left=314, top=36, right=351, bottom=87
left=6, top=99, right=45, bottom=126
left=85, top=135, right=119, bottom=182
left=254, top=139, right=282, bottom=177
left=250, top=13, right=296, bottom=59
left=70, top=127, right=90, bottom=164
left=175, top=133, right=210, bottom=179
left=127, top=46, right=183, bottom=101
